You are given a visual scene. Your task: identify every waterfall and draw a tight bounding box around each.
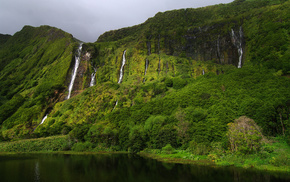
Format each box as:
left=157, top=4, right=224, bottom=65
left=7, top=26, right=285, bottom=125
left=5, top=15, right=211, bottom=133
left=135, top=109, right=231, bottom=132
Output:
left=90, top=68, right=97, bottom=87
left=67, top=43, right=83, bottom=99
left=40, top=114, right=48, bottom=125
left=113, top=100, right=118, bottom=110
left=143, top=41, right=151, bottom=82
left=202, top=69, right=205, bottom=75
left=147, top=41, right=151, bottom=55
left=118, top=50, right=126, bottom=84
left=231, top=27, right=243, bottom=68
left=143, top=59, right=149, bottom=83
left=238, top=27, right=243, bottom=68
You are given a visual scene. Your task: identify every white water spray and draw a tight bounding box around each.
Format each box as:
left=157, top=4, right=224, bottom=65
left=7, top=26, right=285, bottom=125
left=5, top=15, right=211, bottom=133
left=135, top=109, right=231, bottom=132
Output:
left=67, top=43, right=83, bottom=99
left=90, top=68, right=97, bottom=87
left=202, top=69, right=205, bottom=75
left=118, top=50, right=126, bottom=84
left=113, top=100, right=118, bottom=110
left=231, top=27, right=243, bottom=68
left=40, top=114, right=48, bottom=125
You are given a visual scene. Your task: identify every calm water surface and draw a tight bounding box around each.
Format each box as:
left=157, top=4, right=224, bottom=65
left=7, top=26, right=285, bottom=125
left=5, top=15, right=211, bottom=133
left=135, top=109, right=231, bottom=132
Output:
left=0, top=154, right=288, bottom=182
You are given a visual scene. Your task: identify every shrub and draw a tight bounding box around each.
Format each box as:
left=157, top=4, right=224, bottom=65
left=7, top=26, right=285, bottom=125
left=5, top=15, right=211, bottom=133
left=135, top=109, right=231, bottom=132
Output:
left=187, top=141, right=210, bottom=155
left=162, top=144, right=175, bottom=154
left=172, top=77, right=187, bottom=89
left=269, top=150, right=290, bottom=167
left=164, top=77, right=173, bottom=87
left=72, top=141, right=93, bottom=152
left=227, top=116, right=265, bottom=154
left=69, top=124, right=90, bottom=142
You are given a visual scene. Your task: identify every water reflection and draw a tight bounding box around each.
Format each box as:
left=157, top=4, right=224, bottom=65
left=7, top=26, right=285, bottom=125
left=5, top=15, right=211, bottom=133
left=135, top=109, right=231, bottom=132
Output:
left=0, top=154, right=288, bottom=182
left=34, top=161, right=40, bottom=182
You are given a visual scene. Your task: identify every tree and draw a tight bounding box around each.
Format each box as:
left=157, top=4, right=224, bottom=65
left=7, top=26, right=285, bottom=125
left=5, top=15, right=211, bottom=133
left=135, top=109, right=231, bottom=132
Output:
left=227, top=116, right=265, bottom=154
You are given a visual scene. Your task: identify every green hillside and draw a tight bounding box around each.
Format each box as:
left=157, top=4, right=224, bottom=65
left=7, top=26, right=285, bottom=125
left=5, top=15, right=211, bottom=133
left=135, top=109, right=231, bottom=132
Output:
left=0, top=0, right=289, bottom=163
left=0, top=25, right=78, bottom=138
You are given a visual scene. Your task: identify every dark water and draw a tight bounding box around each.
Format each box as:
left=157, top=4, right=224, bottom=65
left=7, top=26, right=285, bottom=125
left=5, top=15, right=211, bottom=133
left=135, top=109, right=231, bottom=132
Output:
left=0, top=154, right=288, bottom=182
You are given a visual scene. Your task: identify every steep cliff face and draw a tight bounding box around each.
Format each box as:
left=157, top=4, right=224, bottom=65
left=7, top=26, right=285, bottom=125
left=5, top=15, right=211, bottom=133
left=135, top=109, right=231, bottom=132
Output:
left=69, top=46, right=93, bottom=98
left=0, top=25, right=76, bottom=139
left=144, top=23, right=245, bottom=67
left=0, top=0, right=289, bottom=142
left=97, top=10, right=246, bottom=68
left=97, top=0, right=289, bottom=74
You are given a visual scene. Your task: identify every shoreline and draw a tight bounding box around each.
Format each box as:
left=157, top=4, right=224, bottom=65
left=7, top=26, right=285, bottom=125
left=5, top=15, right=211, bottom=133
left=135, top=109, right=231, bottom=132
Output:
left=138, top=151, right=290, bottom=174
left=0, top=150, right=289, bottom=174
left=0, top=135, right=289, bottom=174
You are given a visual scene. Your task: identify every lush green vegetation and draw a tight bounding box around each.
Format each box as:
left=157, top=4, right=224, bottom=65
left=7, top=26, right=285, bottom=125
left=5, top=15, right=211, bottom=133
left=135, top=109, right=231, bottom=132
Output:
left=0, top=135, right=72, bottom=152
left=0, top=0, right=289, bottom=172
left=0, top=25, right=78, bottom=139
left=139, top=137, right=290, bottom=172
left=33, top=66, right=289, bottom=153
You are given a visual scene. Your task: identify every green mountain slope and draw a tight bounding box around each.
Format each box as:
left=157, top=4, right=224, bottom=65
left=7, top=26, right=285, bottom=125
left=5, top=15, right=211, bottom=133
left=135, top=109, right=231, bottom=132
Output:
left=0, top=25, right=78, bottom=138
left=0, top=0, right=289, bottom=156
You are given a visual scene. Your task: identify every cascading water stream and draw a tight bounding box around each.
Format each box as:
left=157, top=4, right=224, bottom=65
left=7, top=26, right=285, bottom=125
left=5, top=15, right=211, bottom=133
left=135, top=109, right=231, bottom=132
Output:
left=143, top=59, right=149, bottom=83
left=231, top=27, right=243, bottom=68
left=114, top=50, right=126, bottom=110
left=90, top=68, right=97, bottom=87
left=143, top=41, right=151, bottom=83
left=118, top=50, right=126, bottom=84
left=40, top=114, right=48, bottom=125
left=67, top=43, right=83, bottom=99
left=202, top=69, right=205, bottom=75
left=113, top=100, right=118, bottom=110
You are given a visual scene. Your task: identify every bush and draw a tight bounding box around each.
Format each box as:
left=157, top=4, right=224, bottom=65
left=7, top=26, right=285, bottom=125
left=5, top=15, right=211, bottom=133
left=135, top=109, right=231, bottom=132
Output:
left=227, top=116, right=265, bottom=154
left=269, top=150, right=290, bottom=167
left=162, top=144, right=175, bottom=154
left=172, top=77, right=187, bottom=89
left=164, top=77, right=173, bottom=87
left=72, top=142, right=93, bottom=152
left=187, top=141, right=210, bottom=155
left=69, top=124, right=90, bottom=142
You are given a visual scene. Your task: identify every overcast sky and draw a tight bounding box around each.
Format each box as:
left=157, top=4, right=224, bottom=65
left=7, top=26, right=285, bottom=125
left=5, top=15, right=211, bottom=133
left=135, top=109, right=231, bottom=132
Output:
left=0, top=0, right=233, bottom=42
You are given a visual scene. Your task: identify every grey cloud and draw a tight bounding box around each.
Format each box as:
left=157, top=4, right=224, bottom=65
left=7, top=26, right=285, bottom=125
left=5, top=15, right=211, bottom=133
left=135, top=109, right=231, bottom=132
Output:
left=0, top=0, right=233, bottom=42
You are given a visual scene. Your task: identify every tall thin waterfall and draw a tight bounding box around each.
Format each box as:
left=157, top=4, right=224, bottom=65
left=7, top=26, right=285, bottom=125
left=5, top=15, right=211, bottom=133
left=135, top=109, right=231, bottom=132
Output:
left=143, top=59, right=149, bottom=83
left=202, top=69, right=205, bottom=75
left=113, top=100, right=118, bottom=110
left=118, top=50, right=126, bottom=84
left=114, top=50, right=126, bottom=110
left=143, top=42, right=151, bottom=83
left=67, top=43, right=83, bottom=99
left=231, top=27, right=243, bottom=68
left=90, top=68, right=97, bottom=87
left=40, top=114, right=48, bottom=125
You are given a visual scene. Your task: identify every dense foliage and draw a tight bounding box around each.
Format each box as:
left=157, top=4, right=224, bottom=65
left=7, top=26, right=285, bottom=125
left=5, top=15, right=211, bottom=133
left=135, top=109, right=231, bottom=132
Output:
left=0, top=0, right=289, bottom=162
left=32, top=65, right=290, bottom=153
left=0, top=25, right=77, bottom=139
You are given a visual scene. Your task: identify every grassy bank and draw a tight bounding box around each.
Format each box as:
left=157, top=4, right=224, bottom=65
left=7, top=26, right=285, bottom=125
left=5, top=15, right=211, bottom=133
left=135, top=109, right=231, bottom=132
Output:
left=139, top=138, right=290, bottom=173
left=0, top=135, right=71, bottom=152
left=0, top=135, right=126, bottom=154
left=0, top=136, right=289, bottom=173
